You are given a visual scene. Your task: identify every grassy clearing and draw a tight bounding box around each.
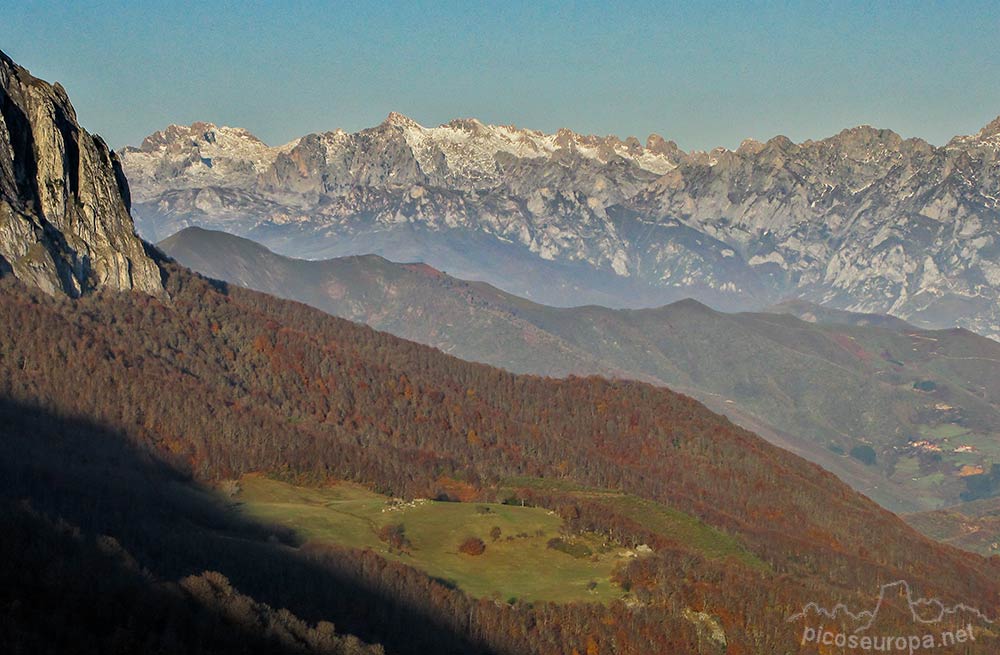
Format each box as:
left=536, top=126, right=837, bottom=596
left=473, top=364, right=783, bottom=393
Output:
left=502, top=477, right=765, bottom=570
left=919, top=424, right=971, bottom=440
left=231, top=475, right=630, bottom=603
left=596, top=494, right=765, bottom=569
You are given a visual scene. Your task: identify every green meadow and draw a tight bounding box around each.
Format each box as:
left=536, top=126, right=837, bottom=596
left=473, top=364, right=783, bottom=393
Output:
left=231, top=475, right=631, bottom=603
left=503, top=477, right=766, bottom=570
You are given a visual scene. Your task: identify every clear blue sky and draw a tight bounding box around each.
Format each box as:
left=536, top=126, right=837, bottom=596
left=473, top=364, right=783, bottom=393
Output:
left=3, top=1, right=999, bottom=150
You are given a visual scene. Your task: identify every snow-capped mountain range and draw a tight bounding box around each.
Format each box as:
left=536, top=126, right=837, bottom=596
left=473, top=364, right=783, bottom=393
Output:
left=121, top=113, right=1000, bottom=338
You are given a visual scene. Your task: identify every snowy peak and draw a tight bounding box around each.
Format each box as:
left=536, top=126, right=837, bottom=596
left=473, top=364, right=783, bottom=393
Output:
left=123, top=115, right=685, bottom=197
left=374, top=113, right=683, bottom=174
left=122, top=112, right=1000, bottom=340
left=122, top=122, right=299, bottom=200
left=946, top=114, right=1000, bottom=151
left=982, top=115, right=1000, bottom=137
left=135, top=122, right=268, bottom=153
left=380, top=111, right=422, bottom=129
left=444, top=117, right=488, bottom=133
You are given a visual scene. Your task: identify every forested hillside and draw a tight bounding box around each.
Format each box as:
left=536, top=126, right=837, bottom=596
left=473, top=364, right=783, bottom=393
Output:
left=2, top=259, right=999, bottom=653
left=161, top=227, right=1000, bottom=512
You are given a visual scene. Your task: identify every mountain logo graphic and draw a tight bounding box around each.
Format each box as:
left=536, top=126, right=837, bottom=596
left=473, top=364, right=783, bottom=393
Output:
left=787, top=580, right=995, bottom=633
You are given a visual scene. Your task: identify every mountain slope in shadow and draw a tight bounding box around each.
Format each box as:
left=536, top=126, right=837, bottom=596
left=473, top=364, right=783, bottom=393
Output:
left=0, top=396, right=491, bottom=655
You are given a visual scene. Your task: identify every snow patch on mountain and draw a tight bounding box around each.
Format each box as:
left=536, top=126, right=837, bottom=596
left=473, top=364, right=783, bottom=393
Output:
left=121, top=113, right=1000, bottom=340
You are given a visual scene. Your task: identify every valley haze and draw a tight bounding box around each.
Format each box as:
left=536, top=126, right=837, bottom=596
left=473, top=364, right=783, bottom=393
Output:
left=122, top=113, right=1000, bottom=342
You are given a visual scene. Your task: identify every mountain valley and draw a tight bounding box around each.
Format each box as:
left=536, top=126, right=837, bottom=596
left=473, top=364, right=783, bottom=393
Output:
left=161, top=226, right=1000, bottom=512
left=3, top=34, right=1000, bottom=655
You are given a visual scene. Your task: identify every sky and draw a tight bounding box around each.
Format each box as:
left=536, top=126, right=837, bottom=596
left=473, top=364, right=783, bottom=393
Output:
left=3, top=1, right=1000, bottom=151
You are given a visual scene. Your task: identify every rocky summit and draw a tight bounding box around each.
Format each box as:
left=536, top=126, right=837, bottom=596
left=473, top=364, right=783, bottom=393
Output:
left=0, top=50, right=161, bottom=297
left=121, top=112, right=1000, bottom=338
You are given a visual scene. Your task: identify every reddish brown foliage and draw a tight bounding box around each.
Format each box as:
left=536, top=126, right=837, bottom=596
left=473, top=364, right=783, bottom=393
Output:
left=1, top=264, right=999, bottom=654
left=457, top=537, right=486, bottom=556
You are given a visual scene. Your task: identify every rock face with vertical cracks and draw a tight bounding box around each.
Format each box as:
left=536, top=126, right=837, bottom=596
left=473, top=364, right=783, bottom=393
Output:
left=0, top=50, right=162, bottom=297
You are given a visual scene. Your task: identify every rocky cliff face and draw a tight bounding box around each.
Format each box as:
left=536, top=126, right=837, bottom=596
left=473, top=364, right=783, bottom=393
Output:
left=0, top=50, right=162, bottom=297
left=626, top=124, right=1000, bottom=337
left=121, top=112, right=1000, bottom=337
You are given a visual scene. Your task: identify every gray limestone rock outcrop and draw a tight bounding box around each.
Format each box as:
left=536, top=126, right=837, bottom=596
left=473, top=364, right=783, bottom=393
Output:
left=0, top=50, right=162, bottom=297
